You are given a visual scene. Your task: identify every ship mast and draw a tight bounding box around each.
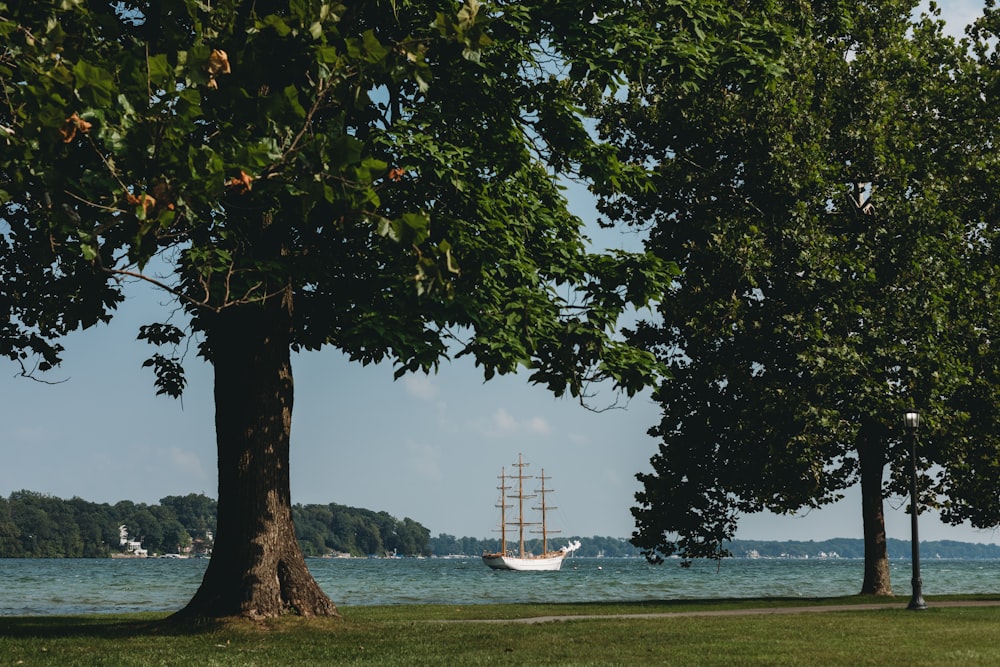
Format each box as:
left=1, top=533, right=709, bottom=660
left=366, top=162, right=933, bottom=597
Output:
left=495, top=467, right=511, bottom=556
left=533, top=469, right=559, bottom=555
left=509, top=453, right=537, bottom=558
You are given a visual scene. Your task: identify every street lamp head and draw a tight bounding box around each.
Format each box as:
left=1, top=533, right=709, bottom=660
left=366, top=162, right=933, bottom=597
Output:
left=903, top=411, right=921, bottom=430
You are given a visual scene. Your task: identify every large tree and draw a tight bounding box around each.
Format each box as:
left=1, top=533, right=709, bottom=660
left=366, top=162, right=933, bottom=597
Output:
left=611, top=0, right=1000, bottom=595
left=0, top=0, right=779, bottom=620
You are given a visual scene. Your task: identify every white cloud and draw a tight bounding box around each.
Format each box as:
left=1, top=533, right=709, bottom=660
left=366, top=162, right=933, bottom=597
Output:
left=524, top=416, right=551, bottom=434
left=401, top=373, right=437, bottom=400
left=491, top=407, right=517, bottom=432
left=477, top=407, right=552, bottom=436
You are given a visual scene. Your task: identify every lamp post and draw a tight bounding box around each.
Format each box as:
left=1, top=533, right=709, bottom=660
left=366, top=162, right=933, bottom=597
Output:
left=903, top=410, right=927, bottom=610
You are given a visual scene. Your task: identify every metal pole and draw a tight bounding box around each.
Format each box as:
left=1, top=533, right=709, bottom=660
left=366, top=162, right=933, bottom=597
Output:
left=907, top=420, right=927, bottom=610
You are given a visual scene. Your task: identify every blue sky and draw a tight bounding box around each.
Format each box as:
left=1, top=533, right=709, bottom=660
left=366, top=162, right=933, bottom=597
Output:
left=4, top=0, right=999, bottom=547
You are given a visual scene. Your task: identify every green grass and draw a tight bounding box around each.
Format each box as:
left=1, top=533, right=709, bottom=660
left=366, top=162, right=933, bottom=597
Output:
left=3, top=597, right=1000, bottom=666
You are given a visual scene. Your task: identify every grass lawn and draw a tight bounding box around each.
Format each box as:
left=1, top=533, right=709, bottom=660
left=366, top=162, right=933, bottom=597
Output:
left=2, top=597, right=1000, bottom=666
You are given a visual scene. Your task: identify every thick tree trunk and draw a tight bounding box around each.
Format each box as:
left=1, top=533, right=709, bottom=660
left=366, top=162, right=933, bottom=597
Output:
left=858, top=419, right=893, bottom=596
left=174, top=296, right=338, bottom=620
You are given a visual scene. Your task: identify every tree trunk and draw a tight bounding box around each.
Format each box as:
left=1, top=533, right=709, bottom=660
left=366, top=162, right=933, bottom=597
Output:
left=858, top=419, right=893, bottom=596
left=174, top=296, right=338, bottom=620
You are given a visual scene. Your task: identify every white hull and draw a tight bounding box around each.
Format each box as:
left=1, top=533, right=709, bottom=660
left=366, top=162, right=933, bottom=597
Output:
left=482, top=552, right=566, bottom=571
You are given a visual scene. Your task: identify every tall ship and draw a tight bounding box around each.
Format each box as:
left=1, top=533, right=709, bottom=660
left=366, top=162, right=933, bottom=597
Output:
left=482, top=453, right=581, bottom=571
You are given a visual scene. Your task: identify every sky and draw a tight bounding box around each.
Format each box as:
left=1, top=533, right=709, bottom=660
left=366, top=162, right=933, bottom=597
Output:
left=3, top=0, right=999, bottom=548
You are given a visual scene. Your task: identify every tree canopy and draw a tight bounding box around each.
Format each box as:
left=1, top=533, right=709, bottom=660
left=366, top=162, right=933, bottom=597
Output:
left=0, top=0, right=675, bottom=395
left=620, top=0, right=1000, bottom=594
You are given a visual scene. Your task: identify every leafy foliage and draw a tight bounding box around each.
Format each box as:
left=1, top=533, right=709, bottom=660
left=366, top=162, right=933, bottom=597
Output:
left=0, top=0, right=685, bottom=399
left=611, top=0, right=1000, bottom=565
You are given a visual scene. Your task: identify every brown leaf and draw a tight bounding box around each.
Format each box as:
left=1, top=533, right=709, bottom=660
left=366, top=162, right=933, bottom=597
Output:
left=226, top=170, right=253, bottom=194
left=127, top=192, right=157, bottom=216
left=208, top=49, right=231, bottom=76
left=59, top=113, right=92, bottom=143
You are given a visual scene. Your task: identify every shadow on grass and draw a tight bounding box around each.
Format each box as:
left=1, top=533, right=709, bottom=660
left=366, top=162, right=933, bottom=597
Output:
left=0, top=611, right=350, bottom=639
left=6, top=595, right=1000, bottom=637
left=0, top=613, right=229, bottom=639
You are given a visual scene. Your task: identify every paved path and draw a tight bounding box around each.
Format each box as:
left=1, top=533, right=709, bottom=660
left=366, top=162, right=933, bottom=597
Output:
left=439, top=599, right=1000, bottom=624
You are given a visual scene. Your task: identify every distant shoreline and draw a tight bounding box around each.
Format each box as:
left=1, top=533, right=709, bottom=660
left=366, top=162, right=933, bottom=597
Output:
left=723, top=537, right=1000, bottom=560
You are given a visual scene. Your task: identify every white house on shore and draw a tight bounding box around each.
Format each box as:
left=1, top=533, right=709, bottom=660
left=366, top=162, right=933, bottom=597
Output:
left=118, top=525, right=148, bottom=558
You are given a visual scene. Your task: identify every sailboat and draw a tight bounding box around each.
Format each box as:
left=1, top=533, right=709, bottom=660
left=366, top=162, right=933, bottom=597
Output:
left=482, top=453, right=581, bottom=571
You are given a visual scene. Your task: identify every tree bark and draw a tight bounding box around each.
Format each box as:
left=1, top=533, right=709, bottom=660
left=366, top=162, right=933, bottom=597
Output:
left=174, top=295, right=338, bottom=620
left=857, top=419, right=893, bottom=596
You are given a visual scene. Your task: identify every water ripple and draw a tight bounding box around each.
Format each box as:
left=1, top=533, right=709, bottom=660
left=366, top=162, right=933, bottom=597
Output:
left=1, top=557, right=998, bottom=615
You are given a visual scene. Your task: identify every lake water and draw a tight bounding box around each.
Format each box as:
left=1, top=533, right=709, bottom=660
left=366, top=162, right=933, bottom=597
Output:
left=2, top=556, right=999, bottom=616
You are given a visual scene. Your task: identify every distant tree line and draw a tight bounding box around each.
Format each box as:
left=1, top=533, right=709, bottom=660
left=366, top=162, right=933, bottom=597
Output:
left=0, top=491, right=216, bottom=557
left=726, top=539, right=1000, bottom=560
left=0, top=491, right=434, bottom=558
left=292, top=504, right=430, bottom=557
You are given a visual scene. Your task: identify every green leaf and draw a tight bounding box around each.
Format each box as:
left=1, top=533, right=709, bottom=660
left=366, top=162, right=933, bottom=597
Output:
left=316, top=46, right=340, bottom=64
left=283, top=84, right=307, bottom=119
left=146, top=53, right=172, bottom=86
left=72, top=60, right=115, bottom=107
left=361, top=30, right=388, bottom=63
left=400, top=211, right=430, bottom=245
left=261, top=14, right=292, bottom=37
left=329, top=134, right=363, bottom=169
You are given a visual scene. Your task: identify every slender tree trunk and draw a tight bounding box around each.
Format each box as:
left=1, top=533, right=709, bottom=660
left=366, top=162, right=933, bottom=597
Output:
left=857, top=419, right=892, bottom=596
left=174, top=294, right=338, bottom=620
